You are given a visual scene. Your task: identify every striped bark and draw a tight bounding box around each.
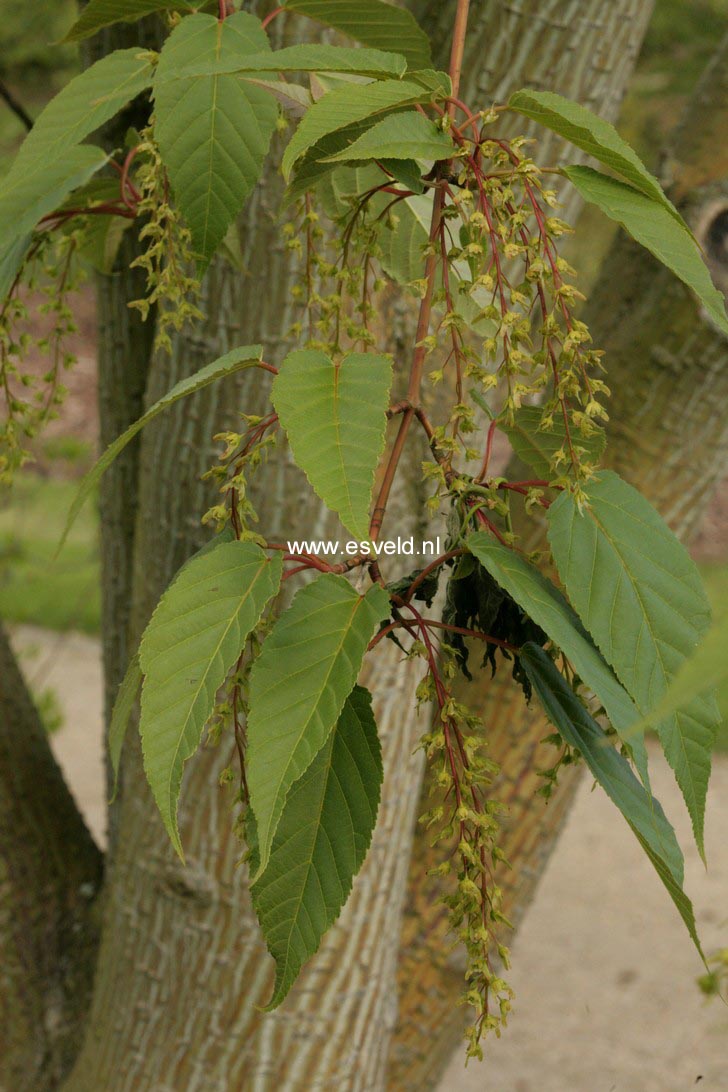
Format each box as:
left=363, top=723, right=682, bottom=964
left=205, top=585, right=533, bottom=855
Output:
left=63, top=5, right=728, bottom=1092
left=0, top=624, right=103, bottom=1091
left=389, top=28, right=728, bottom=1090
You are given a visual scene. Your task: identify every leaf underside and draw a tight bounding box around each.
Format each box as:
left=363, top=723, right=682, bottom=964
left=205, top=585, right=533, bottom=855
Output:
left=252, top=684, right=382, bottom=1008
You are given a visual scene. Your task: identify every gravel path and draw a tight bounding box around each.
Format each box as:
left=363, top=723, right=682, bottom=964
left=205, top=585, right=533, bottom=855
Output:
left=12, top=624, right=728, bottom=1092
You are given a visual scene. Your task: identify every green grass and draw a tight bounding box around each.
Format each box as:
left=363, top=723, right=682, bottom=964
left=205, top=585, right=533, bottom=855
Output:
left=0, top=474, right=100, bottom=633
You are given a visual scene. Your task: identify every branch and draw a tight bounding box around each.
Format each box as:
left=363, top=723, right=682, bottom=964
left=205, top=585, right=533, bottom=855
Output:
left=0, top=79, right=33, bottom=131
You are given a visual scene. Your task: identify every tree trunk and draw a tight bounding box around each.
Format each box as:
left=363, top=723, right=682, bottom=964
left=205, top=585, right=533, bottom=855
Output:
left=388, top=28, right=728, bottom=1090
left=61, top=3, right=674, bottom=1090
left=0, top=624, right=103, bottom=1091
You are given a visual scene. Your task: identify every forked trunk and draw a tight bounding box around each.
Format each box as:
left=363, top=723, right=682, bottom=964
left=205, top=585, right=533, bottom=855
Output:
left=63, top=4, right=672, bottom=1089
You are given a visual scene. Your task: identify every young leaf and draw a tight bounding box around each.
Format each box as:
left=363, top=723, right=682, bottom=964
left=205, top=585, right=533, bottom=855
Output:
left=0, top=146, right=108, bottom=252
left=251, top=684, right=382, bottom=1008
left=272, top=350, right=393, bottom=541
left=246, top=574, right=390, bottom=879
left=323, top=111, right=455, bottom=164
left=563, top=166, right=728, bottom=335
left=64, top=0, right=198, bottom=42
left=520, top=643, right=704, bottom=961
left=8, top=49, right=154, bottom=181
left=153, top=12, right=278, bottom=265
left=58, top=344, right=264, bottom=551
left=139, top=540, right=283, bottom=857
left=547, top=471, right=719, bottom=855
left=245, top=78, right=312, bottom=118
left=166, top=44, right=408, bottom=81
left=502, top=405, right=606, bottom=480
left=282, top=78, right=438, bottom=180
left=467, top=532, right=650, bottom=784
left=283, top=0, right=432, bottom=70
left=508, top=88, right=684, bottom=224
left=108, top=650, right=143, bottom=799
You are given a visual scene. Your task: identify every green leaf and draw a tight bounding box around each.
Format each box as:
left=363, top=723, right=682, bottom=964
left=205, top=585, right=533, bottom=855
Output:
left=153, top=12, right=278, bottom=265
left=108, top=528, right=237, bottom=797
left=467, top=532, right=650, bottom=784
left=245, top=78, right=312, bottom=117
left=65, top=179, right=134, bottom=273
left=283, top=0, right=432, bottom=70
left=8, top=49, right=154, bottom=181
left=521, top=643, right=704, bottom=962
left=633, top=612, right=728, bottom=735
left=285, top=120, right=385, bottom=206
left=502, top=405, right=606, bottom=480
left=64, top=0, right=198, bottom=42
left=379, top=157, right=425, bottom=193
left=246, top=574, right=390, bottom=878
left=108, top=650, right=143, bottom=799
left=251, top=684, right=381, bottom=1008
left=139, top=539, right=282, bottom=856
left=282, top=78, right=439, bottom=180
left=323, top=111, right=454, bottom=163
left=0, top=234, right=32, bottom=300
left=547, top=470, right=719, bottom=855
left=58, top=344, right=264, bottom=552
left=521, top=645, right=683, bottom=879
left=0, top=146, right=108, bottom=250
left=563, top=166, right=728, bottom=336
left=272, top=349, right=393, bottom=541
left=508, top=88, right=683, bottom=223
left=372, top=192, right=496, bottom=337
left=166, top=43, right=408, bottom=81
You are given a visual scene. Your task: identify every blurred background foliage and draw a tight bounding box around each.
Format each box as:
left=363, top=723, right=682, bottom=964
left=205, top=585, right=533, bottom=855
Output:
left=0, top=1, right=78, bottom=169
left=0, top=0, right=726, bottom=739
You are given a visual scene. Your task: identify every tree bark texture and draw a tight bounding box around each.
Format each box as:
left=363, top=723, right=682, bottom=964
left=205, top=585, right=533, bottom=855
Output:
left=388, top=28, right=728, bottom=1091
left=61, top=3, right=677, bottom=1090
left=0, top=624, right=103, bottom=1092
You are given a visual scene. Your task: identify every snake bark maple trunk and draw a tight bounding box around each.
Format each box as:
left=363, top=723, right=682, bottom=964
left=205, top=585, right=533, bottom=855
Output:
left=65, top=3, right=725, bottom=1091
left=390, top=29, right=728, bottom=1090
left=0, top=624, right=103, bottom=1090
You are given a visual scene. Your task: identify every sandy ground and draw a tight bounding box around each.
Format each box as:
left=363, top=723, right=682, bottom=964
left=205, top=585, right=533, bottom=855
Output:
left=10, top=624, right=728, bottom=1092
